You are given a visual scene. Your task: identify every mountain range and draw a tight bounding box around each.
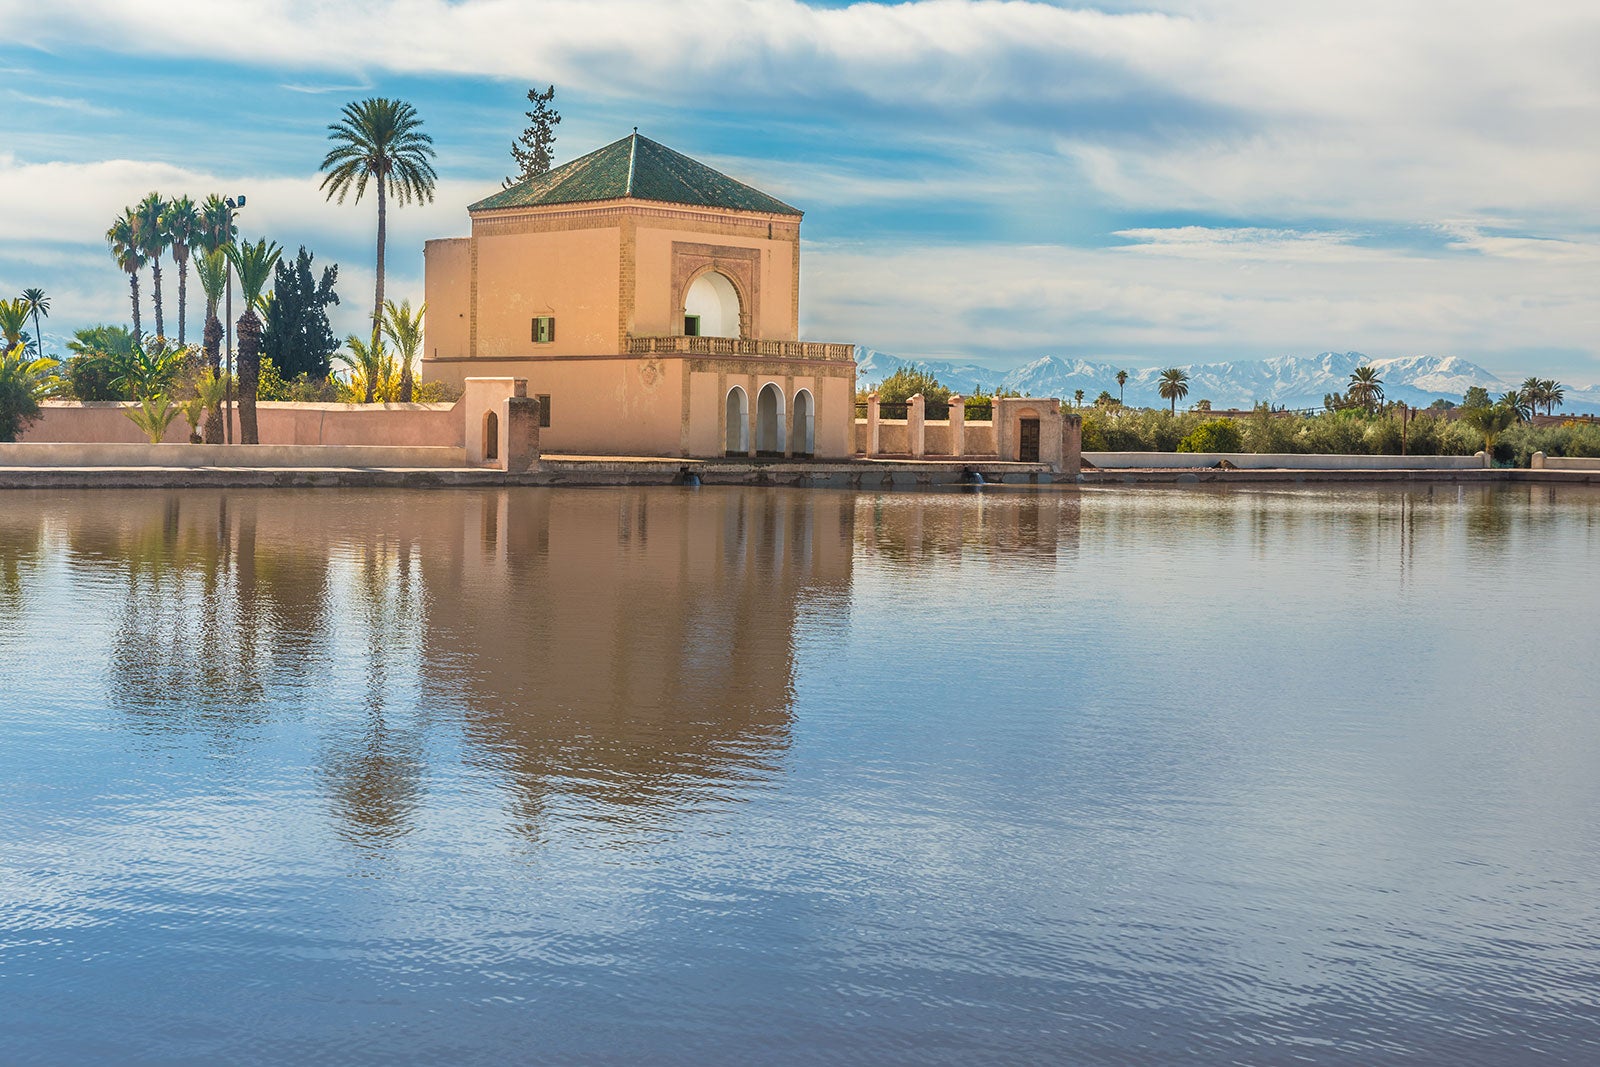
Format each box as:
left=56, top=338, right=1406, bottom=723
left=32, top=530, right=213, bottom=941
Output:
left=853, top=350, right=1600, bottom=415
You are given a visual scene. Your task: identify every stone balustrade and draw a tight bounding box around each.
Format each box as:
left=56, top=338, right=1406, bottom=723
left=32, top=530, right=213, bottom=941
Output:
left=625, top=336, right=855, bottom=361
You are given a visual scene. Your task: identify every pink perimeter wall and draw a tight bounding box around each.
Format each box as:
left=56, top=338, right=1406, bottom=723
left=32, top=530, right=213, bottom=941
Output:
left=24, top=401, right=464, bottom=448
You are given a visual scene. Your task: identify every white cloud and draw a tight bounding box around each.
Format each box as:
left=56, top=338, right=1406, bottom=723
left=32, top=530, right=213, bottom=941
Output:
left=8, top=0, right=1599, bottom=224
left=5, top=2, right=1599, bottom=378
left=5, top=90, right=117, bottom=117
left=1111, top=226, right=1362, bottom=262
left=0, top=155, right=457, bottom=343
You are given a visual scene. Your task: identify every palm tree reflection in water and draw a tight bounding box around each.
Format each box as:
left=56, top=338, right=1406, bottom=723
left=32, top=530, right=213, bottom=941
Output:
left=41, top=489, right=863, bottom=848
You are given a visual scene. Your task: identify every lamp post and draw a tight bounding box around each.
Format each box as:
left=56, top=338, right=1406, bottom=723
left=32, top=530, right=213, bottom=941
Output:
left=223, top=195, right=246, bottom=444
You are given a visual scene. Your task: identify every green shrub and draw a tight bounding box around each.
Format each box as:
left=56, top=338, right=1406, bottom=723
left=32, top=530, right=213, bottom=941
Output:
left=1177, top=417, right=1243, bottom=453
left=64, top=353, right=126, bottom=400
left=1242, top=406, right=1304, bottom=454
left=64, top=325, right=140, bottom=400
left=257, top=357, right=342, bottom=402
left=874, top=367, right=951, bottom=406
left=413, top=379, right=463, bottom=403
left=1495, top=421, right=1600, bottom=467
left=0, top=368, right=41, bottom=441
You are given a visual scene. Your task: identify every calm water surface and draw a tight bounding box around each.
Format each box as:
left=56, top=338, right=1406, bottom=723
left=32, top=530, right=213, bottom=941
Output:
left=2, top=485, right=1598, bottom=1065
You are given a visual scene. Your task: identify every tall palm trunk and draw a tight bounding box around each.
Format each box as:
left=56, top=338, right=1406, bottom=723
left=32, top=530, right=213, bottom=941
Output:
left=176, top=258, right=189, bottom=345
left=203, top=310, right=224, bottom=444
left=151, top=256, right=165, bottom=339
left=127, top=272, right=142, bottom=337
left=237, top=308, right=263, bottom=444
left=364, top=327, right=379, bottom=404
left=373, top=175, right=387, bottom=343
left=29, top=307, right=41, bottom=357
left=398, top=356, right=414, bottom=403
left=204, top=310, right=222, bottom=373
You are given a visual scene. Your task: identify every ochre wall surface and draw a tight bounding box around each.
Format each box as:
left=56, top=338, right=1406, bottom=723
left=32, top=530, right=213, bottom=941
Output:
left=472, top=226, right=622, bottom=357
left=632, top=223, right=797, bottom=340
left=24, top=402, right=462, bottom=447
left=423, top=238, right=471, bottom=361
left=419, top=196, right=844, bottom=460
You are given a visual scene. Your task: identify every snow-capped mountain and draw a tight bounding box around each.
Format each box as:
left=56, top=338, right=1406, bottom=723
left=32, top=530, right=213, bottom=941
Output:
left=854, top=348, right=1600, bottom=414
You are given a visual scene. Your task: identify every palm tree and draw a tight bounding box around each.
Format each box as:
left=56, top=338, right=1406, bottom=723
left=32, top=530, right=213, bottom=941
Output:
left=227, top=238, right=282, bottom=444
left=107, top=209, right=146, bottom=336
left=1348, top=365, right=1384, bottom=412
left=0, top=299, right=28, bottom=350
left=195, top=249, right=227, bottom=373
left=134, top=192, right=171, bottom=339
left=1519, top=376, right=1543, bottom=419
left=163, top=196, right=200, bottom=345
left=1158, top=367, right=1189, bottom=414
left=20, top=288, right=48, bottom=357
left=1543, top=379, right=1565, bottom=415
left=196, top=196, right=238, bottom=440
left=1500, top=390, right=1530, bottom=423
left=320, top=98, right=437, bottom=342
left=1463, top=400, right=1518, bottom=464
left=1073, top=388, right=1084, bottom=409
left=1116, top=369, right=1128, bottom=405
left=195, top=194, right=236, bottom=256
left=336, top=332, right=392, bottom=403
left=381, top=299, right=425, bottom=403
left=194, top=249, right=229, bottom=442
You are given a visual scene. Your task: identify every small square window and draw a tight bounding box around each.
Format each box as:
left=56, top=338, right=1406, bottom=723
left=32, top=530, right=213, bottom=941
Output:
left=684, top=315, right=701, bottom=337
left=537, top=394, right=551, bottom=428
left=532, top=316, right=555, bottom=344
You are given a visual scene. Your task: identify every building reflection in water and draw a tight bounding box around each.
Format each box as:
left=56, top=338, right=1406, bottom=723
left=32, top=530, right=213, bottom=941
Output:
left=854, top=490, right=1080, bottom=570
left=24, top=482, right=1597, bottom=847
left=18, top=488, right=855, bottom=845
left=418, top=488, right=855, bottom=838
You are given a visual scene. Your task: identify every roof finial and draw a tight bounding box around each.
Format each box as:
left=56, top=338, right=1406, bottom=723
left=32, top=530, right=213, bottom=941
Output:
left=633, top=126, right=638, bottom=135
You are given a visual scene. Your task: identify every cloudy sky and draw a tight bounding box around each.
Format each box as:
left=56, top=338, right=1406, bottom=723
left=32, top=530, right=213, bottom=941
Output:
left=2, top=0, right=1597, bottom=382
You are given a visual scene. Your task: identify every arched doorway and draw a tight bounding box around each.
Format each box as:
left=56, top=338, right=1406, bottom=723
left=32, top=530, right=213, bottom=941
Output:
left=1016, top=408, right=1040, bottom=463
left=684, top=271, right=742, bottom=338
left=484, top=410, right=499, bottom=462
left=725, top=386, right=749, bottom=456
left=756, top=383, right=786, bottom=456
left=792, top=389, right=815, bottom=457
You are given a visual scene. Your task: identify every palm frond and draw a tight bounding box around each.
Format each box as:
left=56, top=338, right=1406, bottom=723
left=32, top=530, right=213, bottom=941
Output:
left=227, top=238, right=283, bottom=306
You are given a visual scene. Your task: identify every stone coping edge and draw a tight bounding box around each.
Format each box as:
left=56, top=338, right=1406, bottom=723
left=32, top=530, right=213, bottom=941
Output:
left=1, top=463, right=1596, bottom=490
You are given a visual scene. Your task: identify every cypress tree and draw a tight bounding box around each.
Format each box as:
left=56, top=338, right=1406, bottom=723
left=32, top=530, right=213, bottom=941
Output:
left=261, top=246, right=341, bottom=379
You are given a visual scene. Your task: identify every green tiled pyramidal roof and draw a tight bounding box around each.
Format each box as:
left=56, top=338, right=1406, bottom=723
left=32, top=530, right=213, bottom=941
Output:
left=470, top=133, right=802, bottom=216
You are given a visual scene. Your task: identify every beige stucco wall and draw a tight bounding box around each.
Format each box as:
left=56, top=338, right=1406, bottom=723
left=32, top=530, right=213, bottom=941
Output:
left=1539, top=455, right=1600, bottom=471
left=691, top=365, right=852, bottom=459
left=430, top=357, right=853, bottom=459
left=448, top=357, right=687, bottom=456
left=424, top=238, right=471, bottom=361
left=0, top=441, right=466, bottom=468
left=472, top=225, right=622, bottom=357
left=631, top=223, right=797, bottom=339
left=418, top=196, right=845, bottom=461
left=854, top=418, right=999, bottom=458
left=24, top=401, right=462, bottom=448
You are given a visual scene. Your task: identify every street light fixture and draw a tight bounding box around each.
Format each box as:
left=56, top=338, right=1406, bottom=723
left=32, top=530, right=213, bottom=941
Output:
left=223, top=195, right=245, bottom=444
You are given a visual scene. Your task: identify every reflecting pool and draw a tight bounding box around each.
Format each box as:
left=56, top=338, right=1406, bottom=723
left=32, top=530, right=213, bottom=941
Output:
left=2, top=485, right=1599, bottom=1065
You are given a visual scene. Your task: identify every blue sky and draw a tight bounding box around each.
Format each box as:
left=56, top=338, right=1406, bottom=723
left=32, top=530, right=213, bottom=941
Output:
left=2, top=0, right=1597, bottom=383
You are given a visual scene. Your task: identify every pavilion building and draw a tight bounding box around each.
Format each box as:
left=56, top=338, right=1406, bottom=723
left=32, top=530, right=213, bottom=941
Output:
left=423, top=133, right=857, bottom=459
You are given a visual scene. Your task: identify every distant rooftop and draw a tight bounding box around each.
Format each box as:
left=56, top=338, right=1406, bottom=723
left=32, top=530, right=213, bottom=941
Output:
left=470, top=133, right=803, bottom=217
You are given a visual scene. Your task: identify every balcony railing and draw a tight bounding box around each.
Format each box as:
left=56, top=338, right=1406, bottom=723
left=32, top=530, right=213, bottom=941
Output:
left=625, top=336, right=855, bottom=362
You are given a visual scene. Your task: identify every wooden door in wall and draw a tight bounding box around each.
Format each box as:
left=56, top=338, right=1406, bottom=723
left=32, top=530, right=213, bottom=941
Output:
left=1019, top=418, right=1040, bottom=463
